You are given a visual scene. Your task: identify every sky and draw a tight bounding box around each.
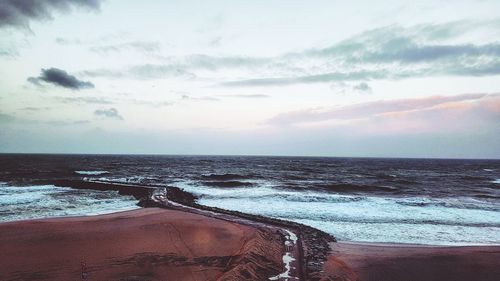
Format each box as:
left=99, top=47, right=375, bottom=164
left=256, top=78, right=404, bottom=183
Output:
left=0, top=0, right=499, bottom=158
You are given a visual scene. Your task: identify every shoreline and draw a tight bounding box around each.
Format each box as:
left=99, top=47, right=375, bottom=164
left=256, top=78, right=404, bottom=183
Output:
left=1, top=179, right=499, bottom=280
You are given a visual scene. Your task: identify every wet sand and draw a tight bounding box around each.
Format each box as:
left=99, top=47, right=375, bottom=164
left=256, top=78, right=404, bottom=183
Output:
left=323, top=242, right=500, bottom=281
left=0, top=208, right=283, bottom=281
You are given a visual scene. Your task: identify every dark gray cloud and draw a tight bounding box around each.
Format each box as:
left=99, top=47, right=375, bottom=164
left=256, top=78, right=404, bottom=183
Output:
left=29, top=68, right=94, bottom=90
left=94, top=108, right=123, bottom=120
left=0, top=0, right=102, bottom=29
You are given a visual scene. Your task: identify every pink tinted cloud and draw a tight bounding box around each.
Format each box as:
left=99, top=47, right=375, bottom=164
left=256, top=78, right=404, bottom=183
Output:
left=268, top=93, right=500, bottom=135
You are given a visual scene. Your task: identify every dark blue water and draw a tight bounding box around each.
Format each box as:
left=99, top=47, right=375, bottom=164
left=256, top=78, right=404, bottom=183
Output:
left=1, top=154, right=499, bottom=245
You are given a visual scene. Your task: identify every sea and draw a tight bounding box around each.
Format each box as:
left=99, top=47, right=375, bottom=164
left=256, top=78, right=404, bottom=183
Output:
left=1, top=154, right=499, bottom=246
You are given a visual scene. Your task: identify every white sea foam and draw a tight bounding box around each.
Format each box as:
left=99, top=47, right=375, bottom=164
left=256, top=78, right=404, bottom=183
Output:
left=0, top=184, right=139, bottom=222
left=269, top=229, right=299, bottom=280
left=75, top=170, right=109, bottom=175
left=269, top=253, right=296, bottom=280
left=492, top=179, right=500, bottom=184
left=176, top=181, right=500, bottom=245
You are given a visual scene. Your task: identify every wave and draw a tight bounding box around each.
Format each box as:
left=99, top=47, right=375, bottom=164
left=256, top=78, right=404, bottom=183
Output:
left=200, top=181, right=255, bottom=188
left=75, top=170, right=109, bottom=175
left=475, top=194, right=500, bottom=199
left=91, top=176, right=159, bottom=185
left=200, top=173, right=255, bottom=181
left=461, top=175, right=492, bottom=181
left=0, top=184, right=138, bottom=222
left=317, top=183, right=399, bottom=193
left=395, top=197, right=500, bottom=212
left=375, top=173, right=397, bottom=179
left=196, top=190, right=500, bottom=245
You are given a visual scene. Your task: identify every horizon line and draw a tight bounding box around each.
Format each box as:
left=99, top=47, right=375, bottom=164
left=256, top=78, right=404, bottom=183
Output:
left=0, top=152, right=498, bottom=161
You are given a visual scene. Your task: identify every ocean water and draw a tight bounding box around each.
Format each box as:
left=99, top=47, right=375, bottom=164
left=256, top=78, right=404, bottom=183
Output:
left=0, top=182, right=139, bottom=222
left=0, top=154, right=499, bottom=245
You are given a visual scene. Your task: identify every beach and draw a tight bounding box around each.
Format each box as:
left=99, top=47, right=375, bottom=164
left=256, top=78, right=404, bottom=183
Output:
left=1, top=203, right=499, bottom=281
left=326, top=242, right=500, bottom=281
left=0, top=154, right=499, bottom=281
left=0, top=208, right=284, bottom=281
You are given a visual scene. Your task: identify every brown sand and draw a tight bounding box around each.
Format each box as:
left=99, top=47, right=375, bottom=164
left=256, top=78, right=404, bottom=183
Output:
left=322, top=242, right=500, bottom=281
left=0, top=208, right=283, bottom=281
left=2, top=207, right=500, bottom=281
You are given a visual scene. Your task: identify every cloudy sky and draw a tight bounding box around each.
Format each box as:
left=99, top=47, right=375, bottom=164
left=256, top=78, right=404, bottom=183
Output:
left=0, top=0, right=499, bottom=158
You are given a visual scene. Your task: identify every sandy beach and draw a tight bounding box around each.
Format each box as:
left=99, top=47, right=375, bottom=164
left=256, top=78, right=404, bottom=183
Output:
left=0, top=208, right=284, bottom=281
left=1, top=203, right=500, bottom=281
left=325, top=242, right=500, bottom=281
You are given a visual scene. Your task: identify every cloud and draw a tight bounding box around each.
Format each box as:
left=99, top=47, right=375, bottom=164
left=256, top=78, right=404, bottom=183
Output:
left=94, top=108, right=123, bottom=120
left=89, top=41, right=161, bottom=55
left=81, top=64, right=196, bottom=80
left=28, top=68, right=94, bottom=90
left=0, top=111, right=90, bottom=127
left=352, top=82, right=372, bottom=93
left=55, top=96, right=112, bottom=104
left=129, top=64, right=196, bottom=80
left=0, top=0, right=102, bottom=29
left=218, top=94, right=270, bottom=99
left=130, top=99, right=174, bottom=107
left=220, top=70, right=388, bottom=87
left=19, top=106, right=50, bottom=111
left=75, top=20, right=500, bottom=86
left=0, top=45, right=19, bottom=58
left=55, top=37, right=82, bottom=45
left=305, top=23, right=500, bottom=63
left=267, top=93, right=499, bottom=128
left=181, top=95, right=219, bottom=102
left=215, top=20, right=500, bottom=87
left=0, top=112, right=16, bottom=123
left=45, top=120, right=91, bottom=126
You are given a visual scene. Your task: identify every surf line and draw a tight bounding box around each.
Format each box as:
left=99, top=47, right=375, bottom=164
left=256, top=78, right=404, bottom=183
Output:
left=269, top=229, right=299, bottom=281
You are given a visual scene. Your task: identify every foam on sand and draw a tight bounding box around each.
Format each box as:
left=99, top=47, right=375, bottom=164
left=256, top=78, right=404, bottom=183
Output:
left=269, top=229, right=299, bottom=280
